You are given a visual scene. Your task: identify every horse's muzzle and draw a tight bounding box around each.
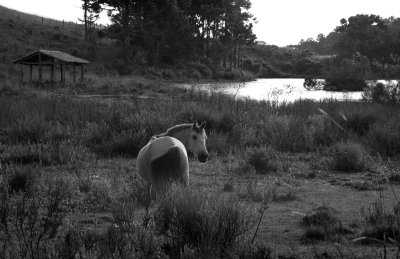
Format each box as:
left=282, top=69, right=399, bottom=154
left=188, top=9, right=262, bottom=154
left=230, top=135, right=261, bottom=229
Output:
left=198, top=152, right=208, bottom=163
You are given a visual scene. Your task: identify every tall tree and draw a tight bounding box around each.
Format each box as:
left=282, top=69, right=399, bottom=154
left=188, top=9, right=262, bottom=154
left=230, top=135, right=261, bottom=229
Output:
left=80, top=0, right=102, bottom=41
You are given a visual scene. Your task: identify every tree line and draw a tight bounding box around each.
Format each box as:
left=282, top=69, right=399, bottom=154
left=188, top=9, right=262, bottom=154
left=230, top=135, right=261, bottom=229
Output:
left=296, top=14, right=400, bottom=78
left=81, top=0, right=256, bottom=73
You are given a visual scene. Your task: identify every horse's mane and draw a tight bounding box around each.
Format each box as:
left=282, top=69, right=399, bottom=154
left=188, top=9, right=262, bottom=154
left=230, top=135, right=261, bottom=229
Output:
left=151, top=123, right=204, bottom=141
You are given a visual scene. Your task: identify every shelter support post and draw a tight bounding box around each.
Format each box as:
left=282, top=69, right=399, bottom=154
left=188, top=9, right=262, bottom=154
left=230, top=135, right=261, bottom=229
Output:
left=60, top=64, right=63, bottom=84
left=73, top=64, right=76, bottom=82
left=38, top=53, right=42, bottom=83
left=29, top=65, right=32, bottom=82
left=19, top=64, right=23, bottom=83
left=81, top=64, right=84, bottom=82
left=51, top=65, right=55, bottom=87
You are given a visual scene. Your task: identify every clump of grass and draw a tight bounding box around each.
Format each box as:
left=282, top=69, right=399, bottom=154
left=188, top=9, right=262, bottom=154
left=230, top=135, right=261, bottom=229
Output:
left=154, top=187, right=252, bottom=257
left=332, top=142, right=367, bottom=172
left=245, top=181, right=264, bottom=203
left=7, top=166, right=36, bottom=193
left=359, top=200, right=400, bottom=243
left=262, top=115, right=309, bottom=152
left=222, top=179, right=235, bottom=192
left=206, top=130, right=232, bottom=156
left=0, top=142, right=94, bottom=166
left=271, top=185, right=297, bottom=202
left=237, top=244, right=273, bottom=259
left=80, top=179, right=112, bottom=213
left=244, top=146, right=278, bottom=174
left=344, top=180, right=383, bottom=191
left=302, top=206, right=350, bottom=242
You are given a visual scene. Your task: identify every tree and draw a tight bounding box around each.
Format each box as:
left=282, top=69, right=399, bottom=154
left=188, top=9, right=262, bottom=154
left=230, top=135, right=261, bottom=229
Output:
left=80, top=0, right=102, bottom=41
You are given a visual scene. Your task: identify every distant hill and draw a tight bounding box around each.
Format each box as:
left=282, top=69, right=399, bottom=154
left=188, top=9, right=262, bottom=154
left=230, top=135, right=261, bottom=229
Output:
left=0, top=5, right=83, bottom=31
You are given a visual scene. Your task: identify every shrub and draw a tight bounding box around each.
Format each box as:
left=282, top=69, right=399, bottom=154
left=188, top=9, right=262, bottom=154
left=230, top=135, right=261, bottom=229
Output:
left=154, top=187, right=252, bottom=257
left=341, top=108, right=379, bottom=136
left=0, top=178, right=70, bottom=258
left=332, top=142, right=367, bottom=172
left=295, top=58, right=322, bottom=76
left=305, top=115, right=342, bottom=148
left=369, top=118, right=400, bottom=157
left=271, top=186, right=296, bottom=202
left=363, top=81, right=400, bottom=104
left=301, top=206, right=349, bottom=242
left=259, top=64, right=286, bottom=78
left=244, top=146, right=278, bottom=174
left=7, top=166, right=36, bottom=193
left=323, top=78, right=367, bottom=91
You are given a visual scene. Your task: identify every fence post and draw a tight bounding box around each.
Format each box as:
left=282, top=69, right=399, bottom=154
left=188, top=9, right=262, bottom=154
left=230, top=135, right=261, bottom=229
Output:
left=42, top=17, right=43, bottom=24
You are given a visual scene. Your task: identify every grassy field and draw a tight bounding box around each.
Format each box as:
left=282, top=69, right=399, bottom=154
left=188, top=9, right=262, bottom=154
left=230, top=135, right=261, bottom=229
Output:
left=2, top=82, right=400, bottom=258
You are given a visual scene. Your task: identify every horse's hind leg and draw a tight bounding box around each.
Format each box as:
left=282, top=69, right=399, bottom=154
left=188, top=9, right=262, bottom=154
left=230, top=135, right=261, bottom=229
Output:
left=144, top=182, right=152, bottom=214
left=143, top=182, right=152, bottom=226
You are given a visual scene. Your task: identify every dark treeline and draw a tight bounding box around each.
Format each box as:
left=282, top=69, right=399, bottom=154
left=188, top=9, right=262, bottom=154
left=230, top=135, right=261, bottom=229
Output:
left=83, top=0, right=256, bottom=76
left=295, top=14, right=400, bottom=80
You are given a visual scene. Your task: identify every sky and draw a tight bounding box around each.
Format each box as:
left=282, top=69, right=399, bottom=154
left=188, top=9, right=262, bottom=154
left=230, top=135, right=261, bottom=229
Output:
left=0, top=0, right=398, bottom=46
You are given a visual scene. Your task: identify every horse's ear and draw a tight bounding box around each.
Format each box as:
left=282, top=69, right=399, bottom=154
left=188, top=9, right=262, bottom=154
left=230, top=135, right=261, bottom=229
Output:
left=192, top=122, right=198, bottom=129
left=199, top=121, right=206, bottom=129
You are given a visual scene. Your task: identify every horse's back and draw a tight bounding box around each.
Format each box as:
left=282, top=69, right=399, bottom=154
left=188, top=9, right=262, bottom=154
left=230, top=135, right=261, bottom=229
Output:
left=137, top=136, right=189, bottom=185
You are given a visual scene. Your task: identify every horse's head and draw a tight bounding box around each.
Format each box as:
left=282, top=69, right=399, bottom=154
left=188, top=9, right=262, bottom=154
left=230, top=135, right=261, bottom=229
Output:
left=188, top=122, right=208, bottom=163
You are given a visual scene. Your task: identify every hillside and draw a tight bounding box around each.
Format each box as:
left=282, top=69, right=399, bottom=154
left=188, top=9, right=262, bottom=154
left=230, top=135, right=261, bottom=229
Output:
left=0, top=4, right=259, bottom=84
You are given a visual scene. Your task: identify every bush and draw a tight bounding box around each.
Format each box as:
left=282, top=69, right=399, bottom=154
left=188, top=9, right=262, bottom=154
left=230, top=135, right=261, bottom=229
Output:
left=369, top=118, right=400, bottom=157
left=332, top=142, right=367, bottom=172
left=305, top=114, right=342, bottom=148
left=323, top=78, right=367, bottom=91
left=341, top=108, right=379, bottom=136
left=295, top=58, right=322, bottom=76
left=244, top=146, right=278, bottom=174
left=0, top=178, right=71, bottom=258
left=154, top=187, right=252, bottom=257
left=363, top=81, right=400, bottom=104
left=301, top=206, right=349, bottom=242
left=7, top=166, right=36, bottom=193
left=259, top=64, right=286, bottom=78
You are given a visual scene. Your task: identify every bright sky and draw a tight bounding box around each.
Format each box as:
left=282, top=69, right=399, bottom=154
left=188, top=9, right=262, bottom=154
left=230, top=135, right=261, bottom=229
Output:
left=0, top=0, right=398, bottom=46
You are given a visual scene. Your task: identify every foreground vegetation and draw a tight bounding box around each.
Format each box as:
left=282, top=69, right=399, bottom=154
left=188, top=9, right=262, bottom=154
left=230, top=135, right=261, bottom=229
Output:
left=1, top=82, right=400, bottom=257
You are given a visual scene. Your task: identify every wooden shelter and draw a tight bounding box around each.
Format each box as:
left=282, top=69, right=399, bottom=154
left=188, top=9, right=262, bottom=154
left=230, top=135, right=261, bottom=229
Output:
left=11, top=50, right=90, bottom=85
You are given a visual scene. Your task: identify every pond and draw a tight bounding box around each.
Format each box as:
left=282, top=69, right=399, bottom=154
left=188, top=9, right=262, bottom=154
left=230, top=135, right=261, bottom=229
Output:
left=180, top=78, right=368, bottom=103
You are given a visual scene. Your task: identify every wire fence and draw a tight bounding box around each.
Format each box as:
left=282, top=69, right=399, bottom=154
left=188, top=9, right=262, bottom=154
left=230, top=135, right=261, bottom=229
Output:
left=0, top=6, right=105, bottom=31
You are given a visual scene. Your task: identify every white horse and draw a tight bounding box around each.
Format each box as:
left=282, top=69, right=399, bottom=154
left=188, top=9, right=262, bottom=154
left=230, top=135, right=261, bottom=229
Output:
left=136, top=122, right=208, bottom=203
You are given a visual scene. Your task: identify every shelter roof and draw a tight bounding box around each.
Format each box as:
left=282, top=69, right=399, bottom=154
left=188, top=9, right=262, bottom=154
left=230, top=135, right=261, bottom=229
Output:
left=11, top=50, right=90, bottom=65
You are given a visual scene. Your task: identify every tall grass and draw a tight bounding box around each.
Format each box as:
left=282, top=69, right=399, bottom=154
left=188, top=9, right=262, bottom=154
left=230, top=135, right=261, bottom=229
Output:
left=154, top=187, right=253, bottom=257
left=1, top=91, right=400, bottom=161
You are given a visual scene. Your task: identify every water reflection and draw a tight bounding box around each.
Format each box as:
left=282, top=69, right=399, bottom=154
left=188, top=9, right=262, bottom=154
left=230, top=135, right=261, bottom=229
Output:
left=181, top=78, right=365, bottom=103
